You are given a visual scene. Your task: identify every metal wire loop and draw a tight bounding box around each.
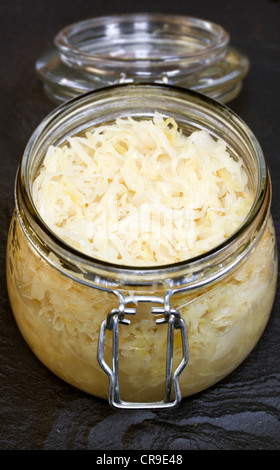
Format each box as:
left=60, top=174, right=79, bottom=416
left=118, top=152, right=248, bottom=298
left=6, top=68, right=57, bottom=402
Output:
left=98, top=295, right=188, bottom=409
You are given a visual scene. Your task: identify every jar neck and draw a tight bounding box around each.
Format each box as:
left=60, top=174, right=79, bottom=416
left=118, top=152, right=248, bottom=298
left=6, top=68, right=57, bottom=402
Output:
left=15, top=84, right=271, bottom=293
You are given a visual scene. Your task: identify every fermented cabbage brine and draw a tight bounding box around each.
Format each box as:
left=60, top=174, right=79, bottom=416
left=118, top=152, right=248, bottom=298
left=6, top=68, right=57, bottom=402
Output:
left=6, top=84, right=277, bottom=409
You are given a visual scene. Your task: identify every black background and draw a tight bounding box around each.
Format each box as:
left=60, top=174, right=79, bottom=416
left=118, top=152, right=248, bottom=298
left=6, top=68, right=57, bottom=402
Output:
left=1, top=0, right=280, bottom=451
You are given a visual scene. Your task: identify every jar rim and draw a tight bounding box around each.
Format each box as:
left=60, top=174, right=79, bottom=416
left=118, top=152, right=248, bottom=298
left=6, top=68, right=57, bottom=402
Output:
left=17, top=83, right=270, bottom=288
left=54, top=13, right=230, bottom=71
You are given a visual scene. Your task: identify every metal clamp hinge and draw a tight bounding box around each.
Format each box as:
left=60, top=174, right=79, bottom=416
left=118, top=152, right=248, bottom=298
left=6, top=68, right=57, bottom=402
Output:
left=97, top=296, right=188, bottom=410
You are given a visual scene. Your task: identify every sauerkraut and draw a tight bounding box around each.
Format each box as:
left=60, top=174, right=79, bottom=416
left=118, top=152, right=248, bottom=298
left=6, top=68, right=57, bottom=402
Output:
left=32, top=113, right=251, bottom=266
left=6, top=114, right=277, bottom=403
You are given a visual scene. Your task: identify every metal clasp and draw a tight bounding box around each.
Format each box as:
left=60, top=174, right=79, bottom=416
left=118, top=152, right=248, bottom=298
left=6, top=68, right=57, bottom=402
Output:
left=98, top=295, right=188, bottom=410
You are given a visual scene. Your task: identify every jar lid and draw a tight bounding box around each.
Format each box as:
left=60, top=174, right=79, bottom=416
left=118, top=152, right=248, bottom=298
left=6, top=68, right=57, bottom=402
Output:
left=35, top=13, right=250, bottom=104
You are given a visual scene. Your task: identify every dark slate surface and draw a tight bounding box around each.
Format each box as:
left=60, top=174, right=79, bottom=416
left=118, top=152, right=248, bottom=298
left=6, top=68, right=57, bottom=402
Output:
left=0, top=0, right=279, bottom=451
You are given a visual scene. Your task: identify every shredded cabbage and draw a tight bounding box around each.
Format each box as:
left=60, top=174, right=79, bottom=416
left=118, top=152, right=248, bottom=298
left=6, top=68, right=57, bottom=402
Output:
left=6, top=114, right=277, bottom=402
left=32, top=113, right=252, bottom=266
left=6, top=213, right=277, bottom=401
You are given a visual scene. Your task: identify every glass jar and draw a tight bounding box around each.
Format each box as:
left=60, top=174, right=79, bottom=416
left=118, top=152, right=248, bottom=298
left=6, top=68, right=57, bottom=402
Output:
left=35, top=13, right=249, bottom=104
left=6, top=84, right=277, bottom=409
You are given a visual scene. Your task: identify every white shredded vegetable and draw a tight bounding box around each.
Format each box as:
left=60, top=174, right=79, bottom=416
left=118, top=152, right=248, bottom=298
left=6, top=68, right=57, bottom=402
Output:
left=7, top=112, right=277, bottom=400
left=32, top=113, right=252, bottom=266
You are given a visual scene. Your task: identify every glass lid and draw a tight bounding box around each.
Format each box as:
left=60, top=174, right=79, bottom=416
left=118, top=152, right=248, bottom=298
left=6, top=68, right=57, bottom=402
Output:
left=35, top=13, right=250, bottom=104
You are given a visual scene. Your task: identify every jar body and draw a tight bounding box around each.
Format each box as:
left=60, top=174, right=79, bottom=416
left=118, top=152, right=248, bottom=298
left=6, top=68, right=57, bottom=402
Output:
left=6, top=209, right=277, bottom=402
left=6, top=84, right=278, bottom=406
